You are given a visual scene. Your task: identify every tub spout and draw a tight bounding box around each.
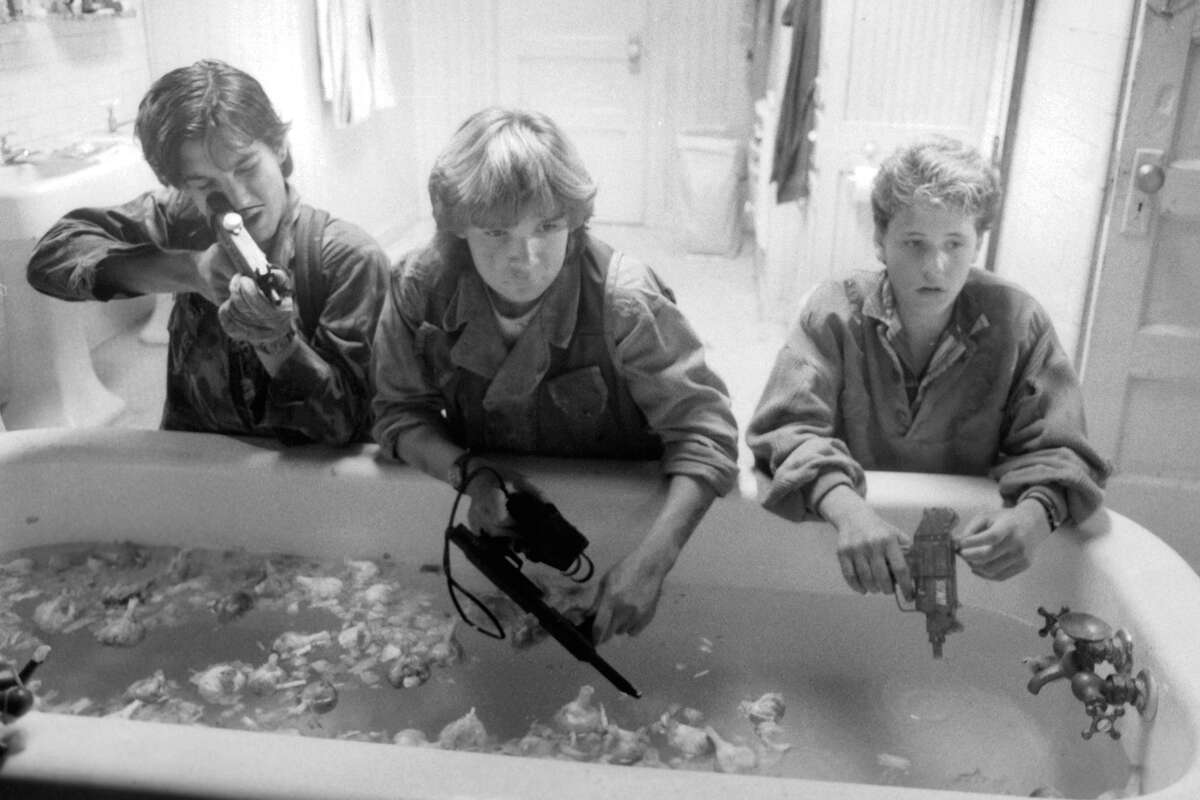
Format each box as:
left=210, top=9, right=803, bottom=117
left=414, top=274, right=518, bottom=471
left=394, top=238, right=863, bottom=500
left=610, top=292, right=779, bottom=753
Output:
left=1025, top=606, right=1157, bottom=740
left=1026, top=655, right=1072, bottom=695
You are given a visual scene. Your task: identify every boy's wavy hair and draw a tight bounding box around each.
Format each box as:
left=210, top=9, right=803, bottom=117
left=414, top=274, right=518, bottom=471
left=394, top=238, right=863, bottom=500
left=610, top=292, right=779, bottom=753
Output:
left=428, top=107, right=596, bottom=252
left=871, top=137, right=1002, bottom=234
left=135, top=59, right=292, bottom=188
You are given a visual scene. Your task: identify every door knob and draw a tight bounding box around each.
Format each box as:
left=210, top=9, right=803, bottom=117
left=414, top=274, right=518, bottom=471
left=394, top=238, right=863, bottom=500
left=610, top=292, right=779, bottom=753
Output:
left=1135, top=162, right=1165, bottom=194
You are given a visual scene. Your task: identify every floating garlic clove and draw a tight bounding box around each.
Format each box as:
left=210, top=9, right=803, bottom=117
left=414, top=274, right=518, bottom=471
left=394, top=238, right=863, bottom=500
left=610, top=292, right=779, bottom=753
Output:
left=124, top=669, right=169, bottom=703
left=438, top=707, right=489, bottom=751
left=705, top=726, right=758, bottom=774
left=360, top=583, right=392, bottom=607
left=553, top=685, right=607, bottom=736
left=247, top=654, right=287, bottom=695
left=386, top=653, right=431, bottom=689
left=427, top=621, right=464, bottom=667
left=32, top=592, right=78, bottom=633
left=393, top=728, right=430, bottom=747
left=345, top=559, right=379, bottom=587
left=337, top=624, right=367, bottom=651
left=299, top=679, right=338, bottom=714
left=190, top=663, right=247, bottom=704
left=295, top=575, right=344, bottom=601
left=513, top=723, right=560, bottom=758
left=95, top=598, right=146, bottom=647
left=666, top=719, right=712, bottom=758
left=603, top=724, right=649, bottom=765
left=739, top=692, right=785, bottom=726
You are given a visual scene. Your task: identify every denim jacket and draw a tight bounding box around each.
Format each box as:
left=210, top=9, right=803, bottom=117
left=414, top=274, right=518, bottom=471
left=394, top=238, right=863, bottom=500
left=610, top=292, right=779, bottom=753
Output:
left=372, top=234, right=739, bottom=495
left=746, top=269, right=1111, bottom=522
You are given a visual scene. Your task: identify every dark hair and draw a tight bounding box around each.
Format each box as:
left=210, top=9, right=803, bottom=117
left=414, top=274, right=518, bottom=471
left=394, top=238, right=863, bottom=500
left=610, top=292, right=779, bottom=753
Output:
left=428, top=106, right=596, bottom=235
left=871, top=136, right=1002, bottom=234
left=134, top=59, right=292, bottom=187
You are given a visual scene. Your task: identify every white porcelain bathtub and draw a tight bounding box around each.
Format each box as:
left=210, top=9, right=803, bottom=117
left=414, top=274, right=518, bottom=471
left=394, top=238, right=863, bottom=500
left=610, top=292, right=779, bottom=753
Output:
left=1, top=427, right=1199, bottom=800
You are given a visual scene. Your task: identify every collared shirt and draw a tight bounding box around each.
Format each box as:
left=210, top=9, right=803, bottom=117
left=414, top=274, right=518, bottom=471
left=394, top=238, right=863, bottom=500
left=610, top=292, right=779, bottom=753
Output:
left=746, top=268, right=1111, bottom=522
left=371, top=234, right=739, bottom=495
left=27, top=186, right=390, bottom=444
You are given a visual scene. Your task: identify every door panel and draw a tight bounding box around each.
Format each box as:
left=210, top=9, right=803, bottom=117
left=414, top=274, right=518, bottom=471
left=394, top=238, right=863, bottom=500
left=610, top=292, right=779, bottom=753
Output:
left=806, top=0, right=1014, bottom=285
left=1083, top=2, right=1200, bottom=566
left=496, top=0, right=649, bottom=224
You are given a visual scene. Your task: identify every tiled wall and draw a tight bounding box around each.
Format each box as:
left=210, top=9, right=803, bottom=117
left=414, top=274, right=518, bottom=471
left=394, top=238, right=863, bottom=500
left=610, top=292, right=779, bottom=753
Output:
left=0, top=11, right=151, bottom=150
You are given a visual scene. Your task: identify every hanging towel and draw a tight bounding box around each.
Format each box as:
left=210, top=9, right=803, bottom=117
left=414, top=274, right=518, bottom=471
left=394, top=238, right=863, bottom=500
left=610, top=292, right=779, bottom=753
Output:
left=771, top=0, right=821, bottom=202
left=316, top=0, right=397, bottom=128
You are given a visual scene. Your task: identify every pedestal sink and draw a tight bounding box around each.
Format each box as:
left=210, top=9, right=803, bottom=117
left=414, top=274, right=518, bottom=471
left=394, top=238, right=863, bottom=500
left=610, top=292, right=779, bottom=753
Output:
left=0, top=137, right=158, bottom=430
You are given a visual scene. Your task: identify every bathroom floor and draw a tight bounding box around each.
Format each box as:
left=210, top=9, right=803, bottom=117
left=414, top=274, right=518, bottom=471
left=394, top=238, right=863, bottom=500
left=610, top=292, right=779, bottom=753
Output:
left=91, top=224, right=789, bottom=473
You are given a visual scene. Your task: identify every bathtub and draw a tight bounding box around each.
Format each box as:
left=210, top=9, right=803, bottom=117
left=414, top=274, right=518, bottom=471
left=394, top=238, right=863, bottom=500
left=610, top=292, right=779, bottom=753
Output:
left=1, top=427, right=1198, bottom=800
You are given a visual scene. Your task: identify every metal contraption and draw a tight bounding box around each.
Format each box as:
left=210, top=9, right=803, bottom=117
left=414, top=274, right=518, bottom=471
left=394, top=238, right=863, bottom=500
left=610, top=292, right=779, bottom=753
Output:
left=205, top=191, right=287, bottom=305
left=896, top=507, right=963, bottom=658
left=443, top=466, right=641, bottom=698
left=1025, top=606, right=1157, bottom=740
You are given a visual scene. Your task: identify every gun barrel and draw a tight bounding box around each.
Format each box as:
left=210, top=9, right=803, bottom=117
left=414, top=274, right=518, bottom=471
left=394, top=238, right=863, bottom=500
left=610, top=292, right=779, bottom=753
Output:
left=447, top=525, right=641, bottom=698
left=206, top=192, right=283, bottom=304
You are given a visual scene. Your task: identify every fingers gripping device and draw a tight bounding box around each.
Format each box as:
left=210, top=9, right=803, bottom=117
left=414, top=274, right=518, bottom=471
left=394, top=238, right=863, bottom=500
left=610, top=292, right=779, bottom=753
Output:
left=206, top=191, right=287, bottom=305
left=896, top=507, right=963, bottom=658
left=442, top=465, right=641, bottom=697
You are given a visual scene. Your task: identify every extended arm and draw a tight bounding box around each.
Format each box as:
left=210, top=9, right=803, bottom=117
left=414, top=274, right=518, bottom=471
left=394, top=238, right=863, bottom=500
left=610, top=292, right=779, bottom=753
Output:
left=588, top=263, right=738, bottom=640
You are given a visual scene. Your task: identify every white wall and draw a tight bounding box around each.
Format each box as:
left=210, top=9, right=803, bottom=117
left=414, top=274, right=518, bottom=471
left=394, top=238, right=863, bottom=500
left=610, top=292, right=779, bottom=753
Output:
left=141, top=0, right=422, bottom=250
left=992, top=0, right=1137, bottom=363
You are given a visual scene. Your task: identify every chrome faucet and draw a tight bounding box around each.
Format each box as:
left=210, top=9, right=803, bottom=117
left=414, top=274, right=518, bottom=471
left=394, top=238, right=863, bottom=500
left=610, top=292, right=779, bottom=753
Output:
left=1, top=133, right=39, bottom=165
left=1025, top=606, right=1157, bottom=740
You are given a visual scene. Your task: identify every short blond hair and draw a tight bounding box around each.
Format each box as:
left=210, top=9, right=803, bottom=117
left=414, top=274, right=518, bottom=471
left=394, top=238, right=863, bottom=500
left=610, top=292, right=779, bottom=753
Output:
left=871, top=137, right=1001, bottom=234
left=428, top=107, right=596, bottom=235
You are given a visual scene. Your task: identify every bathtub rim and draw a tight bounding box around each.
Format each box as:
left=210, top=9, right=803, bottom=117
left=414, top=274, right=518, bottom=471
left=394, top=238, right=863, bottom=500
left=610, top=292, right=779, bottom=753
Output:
left=1, top=427, right=1199, bottom=799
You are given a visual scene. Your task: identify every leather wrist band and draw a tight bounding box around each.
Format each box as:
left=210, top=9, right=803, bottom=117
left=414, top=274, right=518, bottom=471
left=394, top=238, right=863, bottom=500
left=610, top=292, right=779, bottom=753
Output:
left=1025, top=492, right=1062, bottom=532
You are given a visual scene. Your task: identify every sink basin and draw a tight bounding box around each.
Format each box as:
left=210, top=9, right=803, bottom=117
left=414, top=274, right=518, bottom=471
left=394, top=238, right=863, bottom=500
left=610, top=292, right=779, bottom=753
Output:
left=0, top=137, right=157, bottom=239
left=0, top=137, right=159, bottom=430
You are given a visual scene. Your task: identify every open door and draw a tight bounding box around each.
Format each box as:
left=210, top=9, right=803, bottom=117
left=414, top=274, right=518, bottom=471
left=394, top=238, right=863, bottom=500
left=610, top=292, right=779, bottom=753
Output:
left=1082, top=1, right=1200, bottom=567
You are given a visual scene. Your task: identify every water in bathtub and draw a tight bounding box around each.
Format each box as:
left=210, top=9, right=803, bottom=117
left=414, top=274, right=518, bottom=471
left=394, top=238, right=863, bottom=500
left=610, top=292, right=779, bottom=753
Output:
left=0, top=541, right=1133, bottom=797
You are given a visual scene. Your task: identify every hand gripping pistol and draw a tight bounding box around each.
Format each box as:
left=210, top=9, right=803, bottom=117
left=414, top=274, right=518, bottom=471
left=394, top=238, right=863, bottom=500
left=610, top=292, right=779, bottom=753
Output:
left=205, top=191, right=287, bottom=305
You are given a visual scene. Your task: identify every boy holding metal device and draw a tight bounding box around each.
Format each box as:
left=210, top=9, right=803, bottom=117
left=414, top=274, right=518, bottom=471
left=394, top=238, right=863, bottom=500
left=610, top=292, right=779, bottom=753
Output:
left=747, top=137, right=1111, bottom=599
left=27, top=60, right=389, bottom=444
left=371, top=107, right=739, bottom=646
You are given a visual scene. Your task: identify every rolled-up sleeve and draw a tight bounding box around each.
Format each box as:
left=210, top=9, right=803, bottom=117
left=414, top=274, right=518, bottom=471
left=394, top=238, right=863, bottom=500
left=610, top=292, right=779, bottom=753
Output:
left=27, top=190, right=183, bottom=301
left=745, top=285, right=865, bottom=521
left=607, top=273, right=739, bottom=496
left=991, top=313, right=1111, bottom=523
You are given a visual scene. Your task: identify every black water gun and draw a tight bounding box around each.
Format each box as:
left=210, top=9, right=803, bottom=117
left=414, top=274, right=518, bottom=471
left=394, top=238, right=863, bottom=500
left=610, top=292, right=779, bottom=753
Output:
left=443, top=467, right=641, bottom=698
left=205, top=191, right=287, bottom=305
left=896, top=507, right=964, bottom=658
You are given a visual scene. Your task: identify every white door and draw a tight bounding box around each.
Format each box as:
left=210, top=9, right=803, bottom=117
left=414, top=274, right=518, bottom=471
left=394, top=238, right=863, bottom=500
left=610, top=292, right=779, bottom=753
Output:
left=495, top=0, right=649, bottom=224
left=1082, top=1, right=1200, bottom=567
left=797, top=0, right=1019, bottom=289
